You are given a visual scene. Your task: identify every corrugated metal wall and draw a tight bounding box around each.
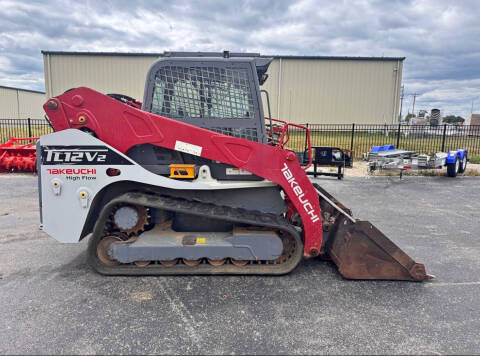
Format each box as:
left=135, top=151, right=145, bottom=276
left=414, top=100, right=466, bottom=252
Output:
left=262, top=59, right=403, bottom=124
left=43, top=53, right=402, bottom=124
left=0, top=87, right=46, bottom=119
left=43, top=54, right=158, bottom=101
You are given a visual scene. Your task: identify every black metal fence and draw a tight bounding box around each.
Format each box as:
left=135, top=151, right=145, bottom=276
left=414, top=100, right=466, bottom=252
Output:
left=0, top=118, right=53, bottom=142
left=1, top=119, right=480, bottom=160
left=287, top=124, right=480, bottom=160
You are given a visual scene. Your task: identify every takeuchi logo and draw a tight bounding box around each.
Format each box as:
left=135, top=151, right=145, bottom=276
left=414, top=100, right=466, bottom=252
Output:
left=281, top=163, right=320, bottom=223
left=47, top=168, right=96, bottom=175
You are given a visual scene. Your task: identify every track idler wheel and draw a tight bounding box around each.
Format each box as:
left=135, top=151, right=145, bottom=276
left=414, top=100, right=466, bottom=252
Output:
left=97, top=235, right=124, bottom=266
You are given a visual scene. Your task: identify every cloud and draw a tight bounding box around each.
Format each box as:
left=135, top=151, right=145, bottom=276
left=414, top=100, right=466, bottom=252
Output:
left=0, top=0, right=479, bottom=118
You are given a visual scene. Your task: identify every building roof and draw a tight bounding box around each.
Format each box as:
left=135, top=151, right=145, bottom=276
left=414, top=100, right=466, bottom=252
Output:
left=269, top=55, right=405, bottom=61
left=41, top=50, right=405, bottom=62
left=0, top=85, right=45, bottom=94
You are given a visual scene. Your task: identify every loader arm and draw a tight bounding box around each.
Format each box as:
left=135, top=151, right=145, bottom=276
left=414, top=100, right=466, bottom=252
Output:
left=44, top=87, right=324, bottom=257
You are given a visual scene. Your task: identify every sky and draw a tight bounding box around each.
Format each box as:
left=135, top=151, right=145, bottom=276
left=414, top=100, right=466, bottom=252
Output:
left=0, top=0, right=479, bottom=120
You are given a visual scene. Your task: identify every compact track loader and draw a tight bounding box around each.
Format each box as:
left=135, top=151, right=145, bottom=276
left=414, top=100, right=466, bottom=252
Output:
left=38, top=52, right=431, bottom=280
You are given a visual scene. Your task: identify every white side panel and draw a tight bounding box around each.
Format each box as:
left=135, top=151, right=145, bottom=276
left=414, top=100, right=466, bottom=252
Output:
left=40, top=129, right=274, bottom=243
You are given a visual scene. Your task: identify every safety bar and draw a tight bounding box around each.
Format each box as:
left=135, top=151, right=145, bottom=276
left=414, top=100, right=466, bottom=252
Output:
left=265, top=117, right=312, bottom=170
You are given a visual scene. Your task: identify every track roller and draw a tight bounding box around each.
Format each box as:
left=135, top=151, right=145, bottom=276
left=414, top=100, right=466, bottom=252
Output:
left=160, top=259, right=178, bottom=267
left=183, top=259, right=201, bottom=267
left=208, top=258, right=226, bottom=266
left=134, top=261, right=151, bottom=267
left=231, top=259, right=248, bottom=266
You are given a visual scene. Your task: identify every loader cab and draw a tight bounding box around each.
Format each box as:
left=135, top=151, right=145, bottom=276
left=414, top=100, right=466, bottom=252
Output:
left=142, top=52, right=272, bottom=143
left=127, top=52, right=273, bottom=180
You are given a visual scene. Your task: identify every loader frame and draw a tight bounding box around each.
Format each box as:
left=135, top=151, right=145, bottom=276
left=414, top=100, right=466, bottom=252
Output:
left=44, top=88, right=323, bottom=257
left=39, top=55, right=431, bottom=280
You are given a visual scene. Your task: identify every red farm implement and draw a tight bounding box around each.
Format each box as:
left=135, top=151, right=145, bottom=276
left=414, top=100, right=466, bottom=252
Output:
left=0, top=137, right=38, bottom=173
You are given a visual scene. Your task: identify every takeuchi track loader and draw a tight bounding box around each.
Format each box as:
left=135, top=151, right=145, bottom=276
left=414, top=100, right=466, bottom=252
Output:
left=38, top=52, right=432, bottom=280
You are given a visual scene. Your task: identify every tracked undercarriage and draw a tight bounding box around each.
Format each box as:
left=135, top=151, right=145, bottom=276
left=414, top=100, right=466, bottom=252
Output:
left=89, top=192, right=303, bottom=275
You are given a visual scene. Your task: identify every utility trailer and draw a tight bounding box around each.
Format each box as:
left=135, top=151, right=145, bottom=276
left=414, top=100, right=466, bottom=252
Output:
left=366, top=145, right=468, bottom=178
left=301, top=146, right=352, bottom=180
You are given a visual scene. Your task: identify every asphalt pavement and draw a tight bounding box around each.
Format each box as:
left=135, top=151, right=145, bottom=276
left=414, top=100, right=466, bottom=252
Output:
left=0, top=174, right=479, bottom=355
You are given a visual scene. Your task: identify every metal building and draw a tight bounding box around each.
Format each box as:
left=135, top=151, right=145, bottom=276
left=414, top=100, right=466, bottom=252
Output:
left=470, top=114, right=480, bottom=126
left=42, top=51, right=404, bottom=124
left=0, top=86, right=46, bottom=120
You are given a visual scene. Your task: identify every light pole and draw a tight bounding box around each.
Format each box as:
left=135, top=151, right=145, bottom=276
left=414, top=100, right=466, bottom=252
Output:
left=411, top=93, right=419, bottom=116
left=399, top=85, right=404, bottom=122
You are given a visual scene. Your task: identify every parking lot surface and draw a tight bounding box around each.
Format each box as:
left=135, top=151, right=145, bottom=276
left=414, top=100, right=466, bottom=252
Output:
left=1, top=174, right=479, bottom=355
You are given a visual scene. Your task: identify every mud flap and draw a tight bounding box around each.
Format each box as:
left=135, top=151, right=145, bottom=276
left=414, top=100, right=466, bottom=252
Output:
left=326, top=216, right=433, bottom=281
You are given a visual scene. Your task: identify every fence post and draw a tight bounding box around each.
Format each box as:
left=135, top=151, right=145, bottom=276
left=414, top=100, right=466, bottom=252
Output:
left=396, top=123, right=401, bottom=148
left=304, top=123, right=309, bottom=152
left=27, top=118, right=32, bottom=139
left=441, top=124, right=447, bottom=152
left=350, top=123, right=355, bottom=154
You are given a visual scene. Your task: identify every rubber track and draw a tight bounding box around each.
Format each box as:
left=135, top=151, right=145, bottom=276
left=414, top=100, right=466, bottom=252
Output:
left=87, top=192, right=304, bottom=275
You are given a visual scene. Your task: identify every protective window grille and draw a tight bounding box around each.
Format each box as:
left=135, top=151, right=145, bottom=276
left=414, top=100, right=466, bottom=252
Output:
left=152, top=66, right=255, bottom=121
left=210, top=127, right=258, bottom=141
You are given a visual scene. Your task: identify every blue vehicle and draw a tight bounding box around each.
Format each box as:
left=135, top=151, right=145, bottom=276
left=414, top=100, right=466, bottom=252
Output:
left=445, top=149, right=469, bottom=177
left=367, top=145, right=468, bottom=178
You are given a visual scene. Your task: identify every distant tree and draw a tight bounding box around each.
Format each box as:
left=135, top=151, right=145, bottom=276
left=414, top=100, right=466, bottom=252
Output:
left=404, top=113, right=415, bottom=123
left=443, top=115, right=465, bottom=124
